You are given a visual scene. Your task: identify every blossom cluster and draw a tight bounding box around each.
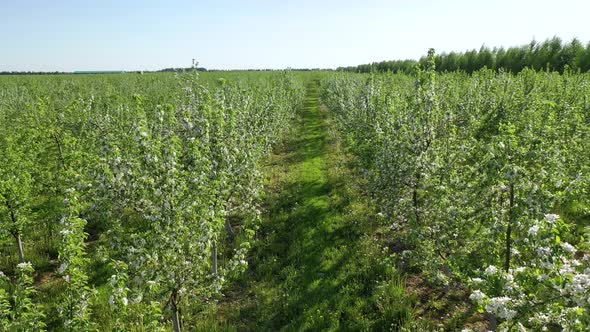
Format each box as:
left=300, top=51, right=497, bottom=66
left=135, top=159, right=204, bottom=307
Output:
left=469, top=214, right=590, bottom=330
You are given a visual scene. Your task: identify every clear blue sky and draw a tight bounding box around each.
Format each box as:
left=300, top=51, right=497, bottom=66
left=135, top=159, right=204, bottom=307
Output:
left=2, top=0, right=589, bottom=71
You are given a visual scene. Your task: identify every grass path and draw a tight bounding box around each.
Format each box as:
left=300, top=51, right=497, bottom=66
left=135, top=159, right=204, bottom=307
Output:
left=213, top=79, right=414, bottom=331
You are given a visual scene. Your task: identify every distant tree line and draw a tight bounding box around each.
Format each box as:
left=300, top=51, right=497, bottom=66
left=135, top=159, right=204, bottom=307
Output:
left=1, top=71, right=131, bottom=75
left=157, top=67, right=334, bottom=72
left=339, top=37, right=590, bottom=74
left=158, top=67, right=208, bottom=72
left=0, top=71, right=69, bottom=75
left=1, top=67, right=336, bottom=75
left=202, top=68, right=334, bottom=72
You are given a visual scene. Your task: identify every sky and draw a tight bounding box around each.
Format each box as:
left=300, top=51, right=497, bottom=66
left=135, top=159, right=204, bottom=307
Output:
left=1, top=0, right=590, bottom=71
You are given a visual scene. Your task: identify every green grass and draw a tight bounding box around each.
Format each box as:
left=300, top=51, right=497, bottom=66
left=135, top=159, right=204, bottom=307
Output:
left=210, top=79, right=417, bottom=331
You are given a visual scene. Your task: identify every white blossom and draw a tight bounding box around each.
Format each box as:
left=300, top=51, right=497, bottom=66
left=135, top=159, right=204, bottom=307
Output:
left=527, top=225, right=540, bottom=236
left=60, top=229, right=73, bottom=236
left=561, top=242, right=576, bottom=254
left=469, top=289, right=486, bottom=302
left=485, top=296, right=516, bottom=320
left=559, top=264, right=575, bottom=275
left=566, top=274, right=590, bottom=296
left=536, top=246, right=551, bottom=257
left=471, top=277, right=483, bottom=284
left=484, top=265, right=498, bottom=276
left=58, top=263, right=68, bottom=274
left=17, top=262, right=32, bottom=270
left=544, top=214, right=559, bottom=223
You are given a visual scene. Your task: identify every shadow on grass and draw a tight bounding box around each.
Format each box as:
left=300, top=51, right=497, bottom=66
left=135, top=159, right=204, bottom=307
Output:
left=220, top=81, right=406, bottom=331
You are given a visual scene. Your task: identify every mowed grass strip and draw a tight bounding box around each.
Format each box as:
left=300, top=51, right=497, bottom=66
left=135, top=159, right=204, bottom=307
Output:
left=205, top=79, right=417, bottom=331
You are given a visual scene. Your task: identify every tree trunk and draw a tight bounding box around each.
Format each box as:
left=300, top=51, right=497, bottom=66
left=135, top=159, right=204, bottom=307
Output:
left=6, top=200, right=25, bottom=262
left=212, top=241, right=218, bottom=275
left=412, top=188, right=420, bottom=224
left=488, top=312, right=498, bottom=331
left=225, top=219, right=235, bottom=242
left=504, top=183, right=514, bottom=272
left=15, top=232, right=25, bottom=263
left=171, top=289, right=182, bottom=332
left=52, top=132, right=66, bottom=170
left=412, top=171, right=421, bottom=225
